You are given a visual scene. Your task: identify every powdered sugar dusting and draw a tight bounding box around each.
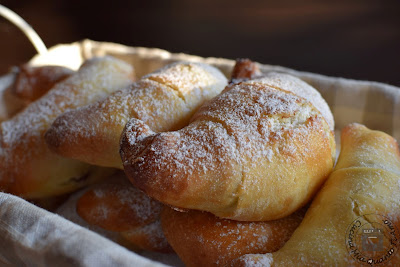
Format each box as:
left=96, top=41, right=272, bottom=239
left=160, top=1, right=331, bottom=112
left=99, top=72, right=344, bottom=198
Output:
left=46, top=61, right=227, bottom=168
left=194, top=82, right=317, bottom=165
left=144, top=61, right=227, bottom=100
left=0, top=56, right=134, bottom=195
left=123, top=220, right=171, bottom=252
left=128, top=79, right=333, bottom=220
left=136, top=82, right=317, bottom=178
left=240, top=254, right=274, bottom=267
left=248, top=72, right=334, bottom=130
left=56, top=172, right=171, bottom=253
left=162, top=208, right=304, bottom=266
left=77, top=172, right=162, bottom=231
left=338, top=123, right=400, bottom=176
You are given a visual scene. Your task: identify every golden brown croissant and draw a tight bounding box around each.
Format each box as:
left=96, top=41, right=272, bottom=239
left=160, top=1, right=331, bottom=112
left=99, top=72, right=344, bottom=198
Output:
left=235, top=123, right=400, bottom=266
left=75, top=171, right=172, bottom=253
left=0, top=56, right=135, bottom=199
left=121, top=72, right=335, bottom=221
left=45, top=61, right=228, bottom=169
left=161, top=207, right=306, bottom=267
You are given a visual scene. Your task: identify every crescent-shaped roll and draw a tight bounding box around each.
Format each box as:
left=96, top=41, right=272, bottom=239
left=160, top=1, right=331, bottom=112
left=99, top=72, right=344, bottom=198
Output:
left=161, top=207, right=306, bottom=267
left=75, top=171, right=172, bottom=253
left=121, top=73, right=335, bottom=221
left=45, top=62, right=228, bottom=169
left=0, top=56, right=135, bottom=199
left=234, top=123, right=400, bottom=266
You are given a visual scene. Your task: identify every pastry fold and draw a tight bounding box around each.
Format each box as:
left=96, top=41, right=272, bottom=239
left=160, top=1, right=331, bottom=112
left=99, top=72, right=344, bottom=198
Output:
left=121, top=73, right=335, bottom=221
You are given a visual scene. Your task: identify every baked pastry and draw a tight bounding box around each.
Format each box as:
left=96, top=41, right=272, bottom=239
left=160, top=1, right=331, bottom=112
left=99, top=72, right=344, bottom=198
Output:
left=0, top=79, right=25, bottom=122
left=235, top=123, right=400, bottom=266
left=121, top=72, right=335, bottom=221
left=75, top=171, right=172, bottom=253
left=0, top=56, right=135, bottom=199
left=230, top=59, right=334, bottom=130
left=229, top=58, right=262, bottom=84
left=12, top=64, right=74, bottom=103
left=45, top=61, right=228, bottom=169
left=0, top=65, right=74, bottom=122
left=161, top=207, right=306, bottom=267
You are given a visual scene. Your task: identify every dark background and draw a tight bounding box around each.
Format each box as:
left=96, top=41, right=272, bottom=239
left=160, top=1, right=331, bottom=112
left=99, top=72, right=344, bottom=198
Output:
left=1, top=0, right=400, bottom=86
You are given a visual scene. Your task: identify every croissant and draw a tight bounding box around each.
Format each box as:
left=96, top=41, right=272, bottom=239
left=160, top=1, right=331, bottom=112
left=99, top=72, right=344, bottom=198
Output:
left=45, top=61, right=228, bottom=169
left=161, top=207, right=306, bottom=267
left=121, top=72, right=335, bottom=221
left=234, top=123, right=400, bottom=266
left=0, top=56, right=135, bottom=199
left=74, top=171, right=172, bottom=253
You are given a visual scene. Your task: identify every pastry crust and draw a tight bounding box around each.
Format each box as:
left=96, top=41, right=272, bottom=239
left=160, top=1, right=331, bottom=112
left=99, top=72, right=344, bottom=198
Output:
left=161, top=207, right=306, bottom=267
left=230, top=59, right=334, bottom=131
left=0, top=56, right=134, bottom=199
left=45, top=62, right=228, bottom=169
left=234, top=123, right=400, bottom=266
left=121, top=73, right=335, bottom=221
left=229, top=58, right=262, bottom=84
left=0, top=65, right=73, bottom=122
left=12, top=64, right=74, bottom=103
left=247, top=73, right=334, bottom=131
left=76, top=171, right=172, bottom=253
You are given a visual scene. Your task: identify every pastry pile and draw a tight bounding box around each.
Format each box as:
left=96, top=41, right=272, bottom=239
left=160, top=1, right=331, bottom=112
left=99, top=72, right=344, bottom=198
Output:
left=234, top=123, right=400, bottom=266
left=1, top=56, right=398, bottom=266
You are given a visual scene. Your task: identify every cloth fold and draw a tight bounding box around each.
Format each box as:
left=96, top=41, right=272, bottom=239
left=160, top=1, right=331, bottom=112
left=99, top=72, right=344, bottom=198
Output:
left=0, top=193, right=167, bottom=267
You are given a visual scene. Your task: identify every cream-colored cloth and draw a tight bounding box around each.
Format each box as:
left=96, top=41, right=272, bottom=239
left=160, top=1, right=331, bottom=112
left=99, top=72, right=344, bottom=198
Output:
left=0, top=40, right=399, bottom=266
left=0, top=193, right=167, bottom=267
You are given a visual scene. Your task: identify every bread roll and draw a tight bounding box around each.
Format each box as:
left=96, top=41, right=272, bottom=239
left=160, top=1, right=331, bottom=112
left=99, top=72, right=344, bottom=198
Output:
left=0, top=56, right=135, bottom=199
left=75, top=171, right=172, bottom=253
left=121, top=73, right=335, bottom=221
left=45, top=62, right=228, bottom=169
left=235, top=123, right=400, bottom=266
left=161, top=207, right=306, bottom=267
